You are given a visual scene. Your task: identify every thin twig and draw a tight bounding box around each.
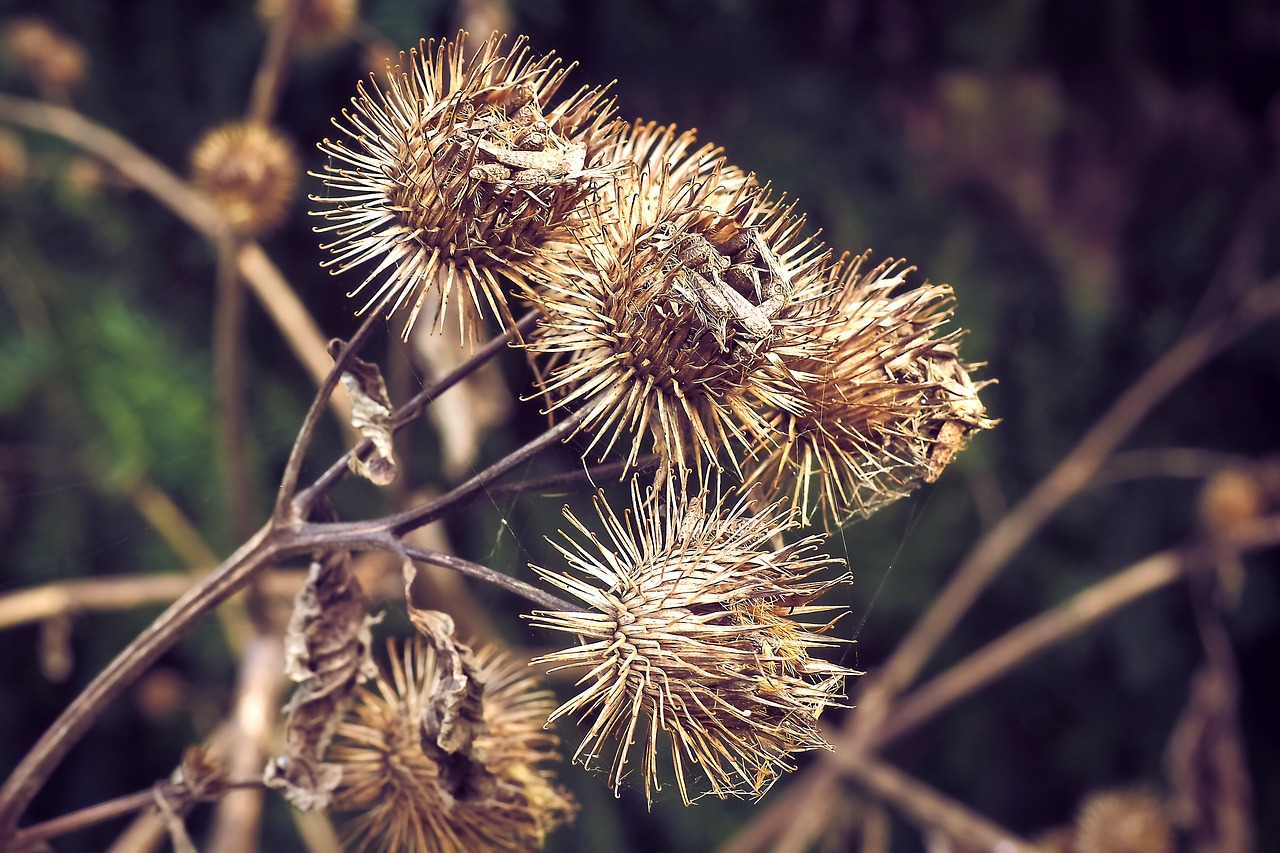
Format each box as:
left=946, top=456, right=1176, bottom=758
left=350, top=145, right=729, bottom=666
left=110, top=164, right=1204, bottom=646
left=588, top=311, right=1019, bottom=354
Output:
left=384, top=407, right=589, bottom=537
left=11, top=779, right=264, bottom=848
left=214, top=236, right=258, bottom=541
left=867, top=514, right=1280, bottom=749
left=0, top=94, right=347, bottom=425
left=0, top=575, right=196, bottom=631
left=403, top=545, right=582, bottom=613
left=485, top=453, right=662, bottom=501
left=292, top=310, right=540, bottom=514
left=830, top=752, right=1036, bottom=852
left=849, top=285, right=1280, bottom=740
left=273, top=297, right=393, bottom=521
left=246, top=0, right=300, bottom=125
left=0, top=524, right=282, bottom=843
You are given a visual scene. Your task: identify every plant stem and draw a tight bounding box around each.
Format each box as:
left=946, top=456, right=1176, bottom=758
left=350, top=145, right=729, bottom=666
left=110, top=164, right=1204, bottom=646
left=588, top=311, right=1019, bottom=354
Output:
left=403, top=545, right=582, bottom=613
left=273, top=297, right=392, bottom=521
left=0, top=524, right=283, bottom=844
left=872, top=513, right=1280, bottom=749
left=292, top=310, right=540, bottom=514
left=11, top=780, right=264, bottom=848
left=849, top=284, right=1280, bottom=741
left=215, top=237, right=258, bottom=541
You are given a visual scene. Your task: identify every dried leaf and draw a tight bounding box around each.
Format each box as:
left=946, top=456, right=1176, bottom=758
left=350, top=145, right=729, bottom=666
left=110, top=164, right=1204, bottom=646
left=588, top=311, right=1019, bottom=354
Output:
left=331, top=340, right=397, bottom=486
left=403, top=559, right=494, bottom=802
left=265, top=547, right=378, bottom=811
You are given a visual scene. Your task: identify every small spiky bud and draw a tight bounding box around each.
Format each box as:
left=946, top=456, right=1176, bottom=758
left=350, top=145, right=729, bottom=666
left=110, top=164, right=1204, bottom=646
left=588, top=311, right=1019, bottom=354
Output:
left=190, top=121, right=300, bottom=236
left=529, top=479, right=855, bottom=805
left=313, top=32, right=622, bottom=340
left=1074, top=788, right=1174, bottom=853
left=744, top=251, right=994, bottom=526
left=525, top=121, right=833, bottom=480
left=331, top=639, right=575, bottom=852
left=257, top=0, right=357, bottom=54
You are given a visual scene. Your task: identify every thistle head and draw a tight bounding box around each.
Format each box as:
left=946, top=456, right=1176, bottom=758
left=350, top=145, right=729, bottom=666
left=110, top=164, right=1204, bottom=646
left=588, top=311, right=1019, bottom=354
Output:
left=312, top=32, right=623, bottom=340
left=528, top=478, right=855, bottom=806
left=745, top=251, right=995, bottom=526
left=525, top=121, right=833, bottom=481
left=190, top=121, right=300, bottom=236
left=330, top=638, right=575, bottom=852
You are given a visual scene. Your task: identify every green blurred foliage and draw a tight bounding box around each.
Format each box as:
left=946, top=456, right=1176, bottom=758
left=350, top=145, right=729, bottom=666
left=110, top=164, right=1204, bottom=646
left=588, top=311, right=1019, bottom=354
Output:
left=1, top=0, right=1278, bottom=851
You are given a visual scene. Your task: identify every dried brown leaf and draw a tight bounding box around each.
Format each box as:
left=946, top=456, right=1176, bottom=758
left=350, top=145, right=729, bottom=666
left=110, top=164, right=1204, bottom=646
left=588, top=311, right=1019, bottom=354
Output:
left=265, top=547, right=377, bottom=811
left=402, top=559, right=495, bottom=802
left=330, top=340, right=397, bottom=486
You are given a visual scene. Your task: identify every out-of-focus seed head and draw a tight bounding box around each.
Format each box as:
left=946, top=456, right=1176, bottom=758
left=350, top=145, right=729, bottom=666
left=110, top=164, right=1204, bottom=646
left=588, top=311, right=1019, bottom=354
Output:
left=2, top=17, right=87, bottom=96
left=313, top=32, right=623, bottom=340
left=331, top=638, right=575, bottom=852
left=744, top=251, right=994, bottom=527
left=529, top=479, right=855, bottom=806
left=525, top=121, right=833, bottom=481
left=257, top=0, right=358, bottom=54
left=191, top=121, right=300, bottom=236
left=1074, top=788, right=1174, bottom=853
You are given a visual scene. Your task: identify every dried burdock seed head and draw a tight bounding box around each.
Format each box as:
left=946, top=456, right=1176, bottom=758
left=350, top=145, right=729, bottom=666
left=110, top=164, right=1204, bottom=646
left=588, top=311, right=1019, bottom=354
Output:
left=258, top=0, right=357, bottom=54
left=2, top=17, right=87, bottom=95
left=525, top=121, right=833, bottom=481
left=1073, top=788, right=1174, bottom=853
left=528, top=478, right=855, bottom=806
left=331, top=638, right=575, bottom=852
left=190, top=121, right=300, bottom=236
left=313, top=32, right=623, bottom=340
left=744, top=251, right=994, bottom=527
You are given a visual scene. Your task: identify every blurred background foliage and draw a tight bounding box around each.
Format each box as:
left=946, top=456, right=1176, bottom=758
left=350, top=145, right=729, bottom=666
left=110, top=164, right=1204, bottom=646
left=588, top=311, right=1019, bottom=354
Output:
left=1, top=0, right=1278, bottom=850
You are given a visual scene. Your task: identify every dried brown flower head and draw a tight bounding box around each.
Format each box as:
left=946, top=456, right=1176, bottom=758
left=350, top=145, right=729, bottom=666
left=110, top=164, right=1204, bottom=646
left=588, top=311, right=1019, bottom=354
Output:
left=258, top=0, right=357, bottom=54
left=529, top=479, right=854, bottom=805
left=190, top=121, right=300, bottom=236
left=331, top=638, right=575, bottom=852
left=1074, top=788, right=1174, bottom=853
left=744, top=251, right=994, bottom=526
left=2, top=17, right=87, bottom=95
left=313, top=32, right=622, bottom=340
left=525, top=121, right=832, bottom=480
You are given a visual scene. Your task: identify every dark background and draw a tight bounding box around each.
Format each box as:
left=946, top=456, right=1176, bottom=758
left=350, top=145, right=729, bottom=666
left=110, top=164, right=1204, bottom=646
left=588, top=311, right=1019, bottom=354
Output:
left=2, top=0, right=1279, bottom=850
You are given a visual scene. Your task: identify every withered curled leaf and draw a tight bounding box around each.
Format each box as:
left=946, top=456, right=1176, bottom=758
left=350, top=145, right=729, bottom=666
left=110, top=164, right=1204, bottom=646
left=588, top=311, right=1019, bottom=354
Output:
left=265, top=546, right=378, bottom=811
left=403, top=562, right=493, bottom=803
left=330, top=340, right=397, bottom=486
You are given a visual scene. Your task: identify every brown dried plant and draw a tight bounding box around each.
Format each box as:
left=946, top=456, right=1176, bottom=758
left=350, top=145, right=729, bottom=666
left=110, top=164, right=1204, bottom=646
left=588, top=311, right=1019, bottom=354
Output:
left=0, top=23, right=1091, bottom=853
left=528, top=478, right=855, bottom=805
left=525, top=120, right=835, bottom=482
left=331, top=637, right=575, bottom=852
left=313, top=31, right=623, bottom=340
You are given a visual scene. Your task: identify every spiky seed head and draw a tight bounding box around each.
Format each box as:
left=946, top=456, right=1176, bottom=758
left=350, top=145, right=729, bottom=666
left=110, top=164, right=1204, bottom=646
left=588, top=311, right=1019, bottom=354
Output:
left=257, top=0, right=357, bottom=54
left=744, top=251, right=995, bottom=527
left=191, top=121, right=300, bottom=236
left=331, top=639, right=575, bottom=852
left=528, top=478, right=855, bottom=806
left=1074, top=788, right=1174, bottom=853
left=524, top=121, right=833, bottom=481
left=312, top=32, right=623, bottom=341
